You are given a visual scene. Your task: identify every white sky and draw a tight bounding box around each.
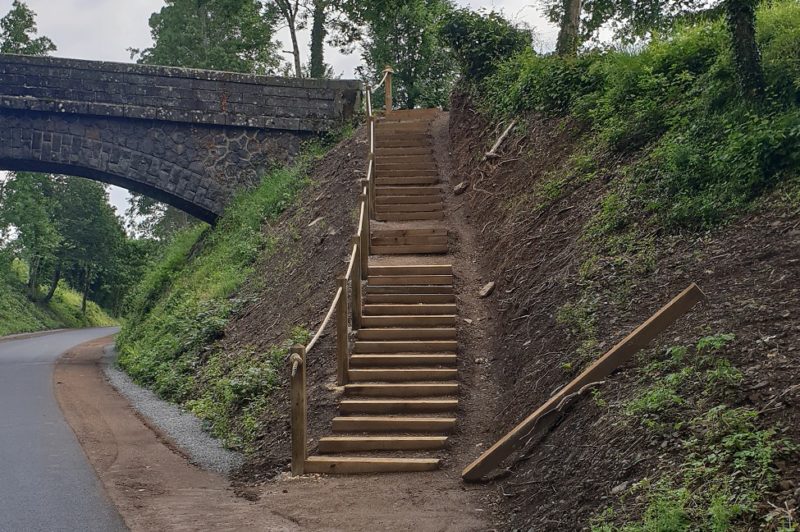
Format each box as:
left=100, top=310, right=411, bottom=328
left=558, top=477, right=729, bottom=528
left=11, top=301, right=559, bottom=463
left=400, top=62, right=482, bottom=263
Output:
left=0, top=0, right=558, bottom=216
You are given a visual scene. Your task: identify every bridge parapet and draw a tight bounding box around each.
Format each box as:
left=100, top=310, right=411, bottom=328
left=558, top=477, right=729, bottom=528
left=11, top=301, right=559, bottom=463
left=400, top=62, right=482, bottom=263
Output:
left=0, top=54, right=361, bottom=131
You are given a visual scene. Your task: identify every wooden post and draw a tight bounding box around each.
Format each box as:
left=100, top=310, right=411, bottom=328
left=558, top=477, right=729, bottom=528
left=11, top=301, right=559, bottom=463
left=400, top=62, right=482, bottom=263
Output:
left=360, top=194, right=369, bottom=280
left=336, top=276, right=349, bottom=386
left=289, top=344, right=306, bottom=476
left=462, top=283, right=708, bottom=482
left=351, top=236, right=363, bottom=330
left=383, top=65, right=394, bottom=113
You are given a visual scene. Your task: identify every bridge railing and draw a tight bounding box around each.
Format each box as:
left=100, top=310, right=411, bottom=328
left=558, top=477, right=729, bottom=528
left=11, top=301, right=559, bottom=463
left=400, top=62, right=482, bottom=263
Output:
left=288, top=67, right=393, bottom=476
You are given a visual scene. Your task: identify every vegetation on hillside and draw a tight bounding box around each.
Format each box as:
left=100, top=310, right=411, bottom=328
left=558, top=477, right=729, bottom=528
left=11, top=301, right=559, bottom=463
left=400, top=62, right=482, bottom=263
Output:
left=117, top=138, right=341, bottom=450
left=443, top=2, right=799, bottom=529
left=0, top=257, right=116, bottom=336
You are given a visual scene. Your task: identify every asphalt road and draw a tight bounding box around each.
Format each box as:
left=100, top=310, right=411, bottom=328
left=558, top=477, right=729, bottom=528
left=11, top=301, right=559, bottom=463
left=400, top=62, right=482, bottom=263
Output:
left=0, top=328, right=127, bottom=532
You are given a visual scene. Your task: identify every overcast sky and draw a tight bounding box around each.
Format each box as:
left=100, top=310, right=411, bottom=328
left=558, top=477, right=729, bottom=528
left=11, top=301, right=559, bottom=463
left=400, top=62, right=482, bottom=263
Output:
left=0, top=0, right=558, bottom=217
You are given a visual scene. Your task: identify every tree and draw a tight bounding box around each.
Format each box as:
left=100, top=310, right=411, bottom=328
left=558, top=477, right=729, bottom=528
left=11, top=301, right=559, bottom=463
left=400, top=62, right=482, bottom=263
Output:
left=724, top=0, right=765, bottom=99
left=54, top=177, right=126, bottom=313
left=0, top=0, right=56, bottom=55
left=0, top=173, right=60, bottom=301
left=308, top=0, right=327, bottom=78
left=556, top=0, right=582, bottom=55
left=345, top=0, right=457, bottom=109
left=273, top=0, right=304, bottom=77
left=133, top=0, right=281, bottom=74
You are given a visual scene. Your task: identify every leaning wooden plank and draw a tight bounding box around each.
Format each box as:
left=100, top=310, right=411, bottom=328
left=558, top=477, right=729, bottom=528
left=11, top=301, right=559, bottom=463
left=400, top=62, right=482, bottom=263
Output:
left=461, top=283, right=707, bottom=482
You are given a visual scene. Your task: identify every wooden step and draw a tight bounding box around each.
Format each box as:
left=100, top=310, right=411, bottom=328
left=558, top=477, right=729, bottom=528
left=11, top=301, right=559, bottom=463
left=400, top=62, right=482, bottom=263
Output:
left=368, top=274, right=453, bottom=286
left=340, top=399, right=458, bottom=414
left=366, top=285, right=454, bottom=295
left=350, top=354, right=457, bottom=367
left=376, top=186, right=442, bottom=196
left=371, top=233, right=448, bottom=244
left=361, top=315, right=457, bottom=327
left=345, top=383, right=459, bottom=397
left=375, top=147, right=433, bottom=156
left=348, top=368, right=458, bottom=382
left=376, top=203, right=443, bottom=213
left=372, top=244, right=449, bottom=255
left=332, top=415, right=456, bottom=432
left=363, top=304, right=457, bottom=316
left=377, top=140, right=431, bottom=148
left=377, top=170, right=438, bottom=178
left=370, top=264, right=453, bottom=276
left=376, top=177, right=439, bottom=186
left=378, top=211, right=444, bottom=221
left=365, top=293, right=455, bottom=304
left=357, top=328, right=457, bottom=340
left=304, top=456, right=440, bottom=474
left=354, top=340, right=457, bottom=353
left=371, top=228, right=447, bottom=237
left=376, top=155, right=436, bottom=163
left=377, top=163, right=437, bottom=171
left=317, top=435, right=448, bottom=453
left=375, top=195, right=441, bottom=205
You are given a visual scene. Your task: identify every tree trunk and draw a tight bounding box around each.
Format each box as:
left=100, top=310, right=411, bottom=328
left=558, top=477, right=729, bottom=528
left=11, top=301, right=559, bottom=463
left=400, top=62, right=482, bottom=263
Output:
left=289, top=21, right=302, bottom=78
left=41, top=260, right=61, bottom=304
left=556, top=0, right=582, bottom=56
left=27, top=255, right=40, bottom=301
left=81, top=264, right=90, bottom=315
left=309, top=0, right=327, bottom=78
left=725, top=0, right=765, bottom=99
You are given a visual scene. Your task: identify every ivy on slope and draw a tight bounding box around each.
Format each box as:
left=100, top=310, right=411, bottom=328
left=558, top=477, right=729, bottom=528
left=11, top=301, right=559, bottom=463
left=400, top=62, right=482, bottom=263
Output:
left=117, top=141, right=330, bottom=450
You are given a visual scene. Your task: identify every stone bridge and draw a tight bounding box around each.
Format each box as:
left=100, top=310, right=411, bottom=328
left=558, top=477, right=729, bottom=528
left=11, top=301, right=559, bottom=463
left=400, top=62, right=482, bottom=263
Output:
left=0, top=54, right=361, bottom=222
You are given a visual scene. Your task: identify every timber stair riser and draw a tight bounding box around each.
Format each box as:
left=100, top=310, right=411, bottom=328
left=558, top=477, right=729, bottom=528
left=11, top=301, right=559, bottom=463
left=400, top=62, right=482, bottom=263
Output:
left=376, top=195, right=442, bottom=205
left=318, top=436, right=448, bottom=453
left=345, top=383, right=458, bottom=397
left=361, top=315, right=457, bottom=327
left=376, top=186, right=443, bottom=195
left=332, top=416, right=456, bottom=432
left=357, top=328, right=456, bottom=340
left=348, top=368, right=458, bottom=382
left=339, top=399, right=459, bottom=414
left=350, top=354, right=457, bottom=367
left=354, top=340, right=457, bottom=353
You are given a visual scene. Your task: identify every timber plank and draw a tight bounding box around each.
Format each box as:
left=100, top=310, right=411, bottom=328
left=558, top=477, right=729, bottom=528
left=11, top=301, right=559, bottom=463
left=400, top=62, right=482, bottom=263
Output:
left=461, top=283, right=708, bottom=481
left=304, top=456, right=440, bottom=474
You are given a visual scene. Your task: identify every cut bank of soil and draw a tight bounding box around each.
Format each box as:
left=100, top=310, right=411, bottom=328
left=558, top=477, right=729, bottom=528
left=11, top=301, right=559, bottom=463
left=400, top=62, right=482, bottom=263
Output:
left=447, top=92, right=800, bottom=529
left=56, top=336, right=489, bottom=530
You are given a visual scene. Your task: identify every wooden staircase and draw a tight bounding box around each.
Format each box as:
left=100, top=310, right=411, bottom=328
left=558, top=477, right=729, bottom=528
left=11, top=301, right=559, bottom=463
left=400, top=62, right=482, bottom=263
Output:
left=305, top=109, right=459, bottom=474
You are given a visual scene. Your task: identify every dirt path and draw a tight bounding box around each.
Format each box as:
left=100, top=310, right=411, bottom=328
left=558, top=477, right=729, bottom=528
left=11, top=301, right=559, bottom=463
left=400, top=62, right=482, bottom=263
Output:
left=55, top=336, right=489, bottom=531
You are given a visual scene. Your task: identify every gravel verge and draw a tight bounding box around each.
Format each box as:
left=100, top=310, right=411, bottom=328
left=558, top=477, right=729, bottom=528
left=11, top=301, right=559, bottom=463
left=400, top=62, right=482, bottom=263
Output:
left=102, top=344, right=243, bottom=476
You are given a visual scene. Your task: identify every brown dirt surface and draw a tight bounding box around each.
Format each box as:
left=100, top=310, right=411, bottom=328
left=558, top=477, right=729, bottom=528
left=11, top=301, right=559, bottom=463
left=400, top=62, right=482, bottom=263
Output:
left=55, top=334, right=489, bottom=531
left=219, top=128, right=367, bottom=479
left=447, top=91, right=800, bottom=529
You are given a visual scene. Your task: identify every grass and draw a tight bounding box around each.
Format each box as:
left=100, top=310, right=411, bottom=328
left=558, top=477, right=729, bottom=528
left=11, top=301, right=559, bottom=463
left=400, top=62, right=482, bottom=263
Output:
left=116, top=135, right=343, bottom=450
left=591, top=334, right=798, bottom=530
left=0, top=256, right=116, bottom=336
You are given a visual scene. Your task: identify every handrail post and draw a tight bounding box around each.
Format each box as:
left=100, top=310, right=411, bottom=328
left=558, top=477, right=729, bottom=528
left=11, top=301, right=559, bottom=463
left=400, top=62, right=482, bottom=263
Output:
left=360, top=193, right=369, bottom=280
left=383, top=65, right=394, bottom=113
left=336, top=276, right=349, bottom=386
left=289, top=344, right=306, bottom=476
left=351, top=236, right=363, bottom=330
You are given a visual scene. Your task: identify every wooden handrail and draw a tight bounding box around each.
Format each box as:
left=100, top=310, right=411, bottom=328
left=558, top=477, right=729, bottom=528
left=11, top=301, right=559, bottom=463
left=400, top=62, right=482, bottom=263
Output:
left=289, top=69, right=392, bottom=475
left=461, top=283, right=708, bottom=481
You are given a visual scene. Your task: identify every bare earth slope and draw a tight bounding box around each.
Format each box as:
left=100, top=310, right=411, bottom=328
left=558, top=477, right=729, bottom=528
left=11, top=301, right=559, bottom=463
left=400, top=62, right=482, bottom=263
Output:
left=448, top=93, right=800, bottom=529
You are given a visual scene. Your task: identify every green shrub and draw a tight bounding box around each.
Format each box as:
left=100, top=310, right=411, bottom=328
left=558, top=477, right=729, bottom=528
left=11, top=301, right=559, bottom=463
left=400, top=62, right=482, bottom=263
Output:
left=117, top=137, right=338, bottom=449
left=439, top=8, right=530, bottom=82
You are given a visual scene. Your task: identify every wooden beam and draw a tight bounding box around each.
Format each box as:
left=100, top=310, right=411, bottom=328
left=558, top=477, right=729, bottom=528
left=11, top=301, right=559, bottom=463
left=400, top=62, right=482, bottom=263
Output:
left=336, top=276, right=349, bottom=386
left=462, top=283, right=707, bottom=482
left=290, top=344, right=306, bottom=476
